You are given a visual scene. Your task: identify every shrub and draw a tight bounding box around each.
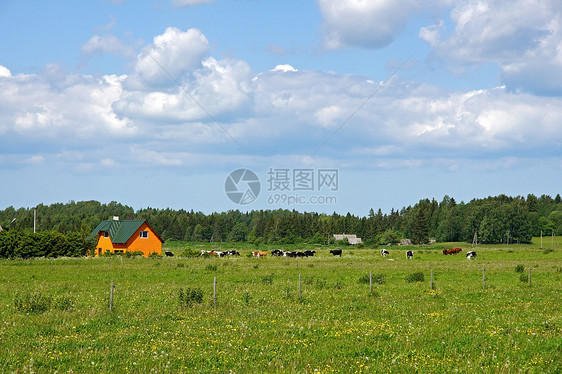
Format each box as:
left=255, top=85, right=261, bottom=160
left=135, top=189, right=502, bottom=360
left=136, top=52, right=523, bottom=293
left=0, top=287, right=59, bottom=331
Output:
left=205, top=265, right=218, bottom=272
left=262, top=274, right=274, bottom=285
left=515, top=264, right=524, bottom=273
left=178, top=287, right=204, bottom=308
left=181, top=246, right=200, bottom=257
left=14, top=292, right=51, bottom=314
left=519, top=274, right=529, bottom=283
left=405, top=272, right=425, bottom=283
left=543, top=248, right=554, bottom=254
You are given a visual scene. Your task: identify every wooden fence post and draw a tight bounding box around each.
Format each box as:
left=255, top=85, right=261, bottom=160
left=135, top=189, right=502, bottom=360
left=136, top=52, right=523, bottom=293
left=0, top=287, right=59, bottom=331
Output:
left=430, top=269, right=434, bottom=290
left=298, top=274, right=302, bottom=299
left=109, top=282, right=114, bottom=311
left=369, top=271, right=372, bottom=294
left=213, top=277, right=217, bottom=307
left=528, top=267, right=532, bottom=286
left=482, top=267, right=486, bottom=289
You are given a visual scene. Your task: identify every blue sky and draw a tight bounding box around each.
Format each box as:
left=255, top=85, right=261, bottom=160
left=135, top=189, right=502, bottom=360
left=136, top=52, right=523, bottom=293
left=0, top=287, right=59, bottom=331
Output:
left=1, top=0, right=561, bottom=216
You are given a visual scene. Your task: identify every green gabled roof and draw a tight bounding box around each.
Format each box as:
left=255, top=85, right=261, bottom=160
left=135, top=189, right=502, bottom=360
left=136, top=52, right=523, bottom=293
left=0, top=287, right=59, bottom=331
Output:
left=88, top=220, right=146, bottom=244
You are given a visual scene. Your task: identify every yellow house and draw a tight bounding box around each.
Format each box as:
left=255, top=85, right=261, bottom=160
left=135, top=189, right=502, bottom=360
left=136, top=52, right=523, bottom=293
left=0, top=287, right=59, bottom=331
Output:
left=88, top=219, right=163, bottom=257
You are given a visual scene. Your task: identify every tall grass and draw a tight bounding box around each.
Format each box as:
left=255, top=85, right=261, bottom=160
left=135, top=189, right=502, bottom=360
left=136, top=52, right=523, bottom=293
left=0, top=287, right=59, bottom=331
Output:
left=0, top=245, right=560, bottom=373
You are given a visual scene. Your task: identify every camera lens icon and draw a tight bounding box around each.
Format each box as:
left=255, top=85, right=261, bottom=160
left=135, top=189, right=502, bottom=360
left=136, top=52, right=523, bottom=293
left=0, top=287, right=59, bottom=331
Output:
left=225, top=169, right=260, bottom=205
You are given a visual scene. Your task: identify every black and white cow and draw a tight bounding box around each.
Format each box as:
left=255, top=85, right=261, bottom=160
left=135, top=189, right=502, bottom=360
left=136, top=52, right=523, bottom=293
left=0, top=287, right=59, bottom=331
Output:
left=304, top=250, right=316, bottom=257
left=330, top=249, right=342, bottom=257
left=466, top=251, right=477, bottom=260
left=380, top=248, right=390, bottom=256
left=219, top=250, right=240, bottom=257
left=164, top=251, right=174, bottom=257
left=271, top=249, right=284, bottom=256
left=406, top=250, right=414, bottom=259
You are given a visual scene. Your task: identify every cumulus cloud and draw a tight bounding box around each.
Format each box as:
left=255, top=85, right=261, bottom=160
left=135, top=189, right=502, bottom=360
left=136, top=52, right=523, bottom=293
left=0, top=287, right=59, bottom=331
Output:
left=128, top=27, right=209, bottom=90
left=2, top=26, right=562, bottom=174
left=0, top=70, right=135, bottom=142
left=0, top=65, right=11, bottom=78
left=419, top=0, right=562, bottom=95
left=317, top=0, right=421, bottom=49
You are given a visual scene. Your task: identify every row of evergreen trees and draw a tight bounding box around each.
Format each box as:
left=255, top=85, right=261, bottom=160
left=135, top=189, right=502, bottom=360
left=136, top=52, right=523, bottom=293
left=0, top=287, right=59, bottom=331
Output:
left=1, top=194, right=560, bottom=247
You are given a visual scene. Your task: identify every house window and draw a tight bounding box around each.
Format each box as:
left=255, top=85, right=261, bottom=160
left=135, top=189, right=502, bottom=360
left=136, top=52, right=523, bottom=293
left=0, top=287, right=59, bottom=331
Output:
left=102, top=231, right=109, bottom=238
left=140, top=231, right=149, bottom=238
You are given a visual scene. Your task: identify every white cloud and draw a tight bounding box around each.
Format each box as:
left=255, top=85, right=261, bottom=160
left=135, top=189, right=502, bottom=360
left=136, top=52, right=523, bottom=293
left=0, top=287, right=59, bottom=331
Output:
left=81, top=34, right=136, bottom=58
left=271, top=64, right=298, bottom=72
left=0, top=65, right=11, bottom=78
left=2, top=27, right=562, bottom=176
left=128, top=27, right=209, bottom=89
left=317, top=0, right=421, bottom=49
left=420, top=0, right=562, bottom=94
left=115, top=56, right=253, bottom=123
left=0, top=70, right=135, bottom=141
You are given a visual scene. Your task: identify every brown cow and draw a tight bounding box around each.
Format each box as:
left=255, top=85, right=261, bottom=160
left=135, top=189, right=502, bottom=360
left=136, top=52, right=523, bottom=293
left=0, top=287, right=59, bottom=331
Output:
left=443, top=248, right=462, bottom=255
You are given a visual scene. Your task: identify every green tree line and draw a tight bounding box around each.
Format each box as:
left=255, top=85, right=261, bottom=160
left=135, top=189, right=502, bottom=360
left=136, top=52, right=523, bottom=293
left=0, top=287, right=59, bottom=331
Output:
left=1, top=194, right=561, bottom=248
left=0, top=231, right=93, bottom=258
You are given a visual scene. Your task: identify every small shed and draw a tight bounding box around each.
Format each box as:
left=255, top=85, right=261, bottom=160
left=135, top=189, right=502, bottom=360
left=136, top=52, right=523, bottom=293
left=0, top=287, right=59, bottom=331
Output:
left=333, top=233, right=362, bottom=245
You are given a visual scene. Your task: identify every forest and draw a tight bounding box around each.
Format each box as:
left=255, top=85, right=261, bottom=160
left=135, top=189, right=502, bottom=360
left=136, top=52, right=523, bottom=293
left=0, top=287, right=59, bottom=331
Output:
left=1, top=194, right=560, bottom=248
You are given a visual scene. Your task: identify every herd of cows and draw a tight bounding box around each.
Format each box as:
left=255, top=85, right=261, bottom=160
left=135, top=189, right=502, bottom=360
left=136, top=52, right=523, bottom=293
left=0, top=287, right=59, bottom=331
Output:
left=170, top=248, right=477, bottom=259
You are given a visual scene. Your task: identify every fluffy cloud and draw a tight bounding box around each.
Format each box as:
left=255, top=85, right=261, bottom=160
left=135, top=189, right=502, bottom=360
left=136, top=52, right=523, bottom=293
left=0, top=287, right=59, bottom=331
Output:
left=317, top=0, right=421, bottom=49
left=420, top=0, right=562, bottom=95
left=0, top=65, right=11, bottom=78
left=2, top=27, right=562, bottom=174
left=128, top=27, right=209, bottom=90
left=0, top=69, right=135, bottom=142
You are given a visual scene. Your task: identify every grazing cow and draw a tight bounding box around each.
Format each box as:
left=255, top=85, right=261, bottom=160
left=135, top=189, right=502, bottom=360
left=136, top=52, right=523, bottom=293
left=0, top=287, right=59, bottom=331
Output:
left=303, top=250, right=316, bottom=257
left=252, top=251, right=268, bottom=257
left=466, top=251, right=477, bottom=260
left=406, top=250, right=414, bottom=259
left=200, top=250, right=219, bottom=256
left=330, top=249, right=342, bottom=257
left=380, top=248, right=390, bottom=256
left=285, top=251, right=298, bottom=257
left=220, top=250, right=240, bottom=257
left=164, top=251, right=174, bottom=257
left=271, top=249, right=284, bottom=256
left=443, top=247, right=462, bottom=255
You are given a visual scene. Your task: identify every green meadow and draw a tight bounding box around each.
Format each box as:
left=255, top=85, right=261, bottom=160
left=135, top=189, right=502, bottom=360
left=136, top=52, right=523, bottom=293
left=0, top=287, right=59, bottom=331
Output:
left=0, top=241, right=560, bottom=373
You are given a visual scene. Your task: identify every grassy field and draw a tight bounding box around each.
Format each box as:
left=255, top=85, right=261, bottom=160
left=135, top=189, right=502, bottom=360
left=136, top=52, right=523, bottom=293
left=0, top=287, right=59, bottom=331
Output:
left=0, top=242, right=560, bottom=373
